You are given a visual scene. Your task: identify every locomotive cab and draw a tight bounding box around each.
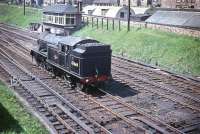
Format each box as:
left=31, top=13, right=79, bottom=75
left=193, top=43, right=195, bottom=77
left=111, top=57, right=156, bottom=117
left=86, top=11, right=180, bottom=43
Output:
left=38, top=40, right=48, bottom=54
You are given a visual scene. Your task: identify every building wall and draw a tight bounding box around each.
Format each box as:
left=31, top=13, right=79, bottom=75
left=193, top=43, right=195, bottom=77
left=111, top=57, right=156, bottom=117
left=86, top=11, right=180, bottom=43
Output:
left=161, top=0, right=200, bottom=9
left=120, top=0, right=148, bottom=7
left=196, top=0, right=200, bottom=9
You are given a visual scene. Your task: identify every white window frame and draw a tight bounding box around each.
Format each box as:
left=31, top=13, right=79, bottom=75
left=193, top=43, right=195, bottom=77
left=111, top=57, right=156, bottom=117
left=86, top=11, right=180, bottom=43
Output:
left=43, top=14, right=77, bottom=26
left=65, top=14, right=76, bottom=26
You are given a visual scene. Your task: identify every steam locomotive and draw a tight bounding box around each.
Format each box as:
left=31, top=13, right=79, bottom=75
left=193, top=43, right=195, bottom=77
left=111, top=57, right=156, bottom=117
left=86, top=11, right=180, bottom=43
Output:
left=31, top=32, right=112, bottom=87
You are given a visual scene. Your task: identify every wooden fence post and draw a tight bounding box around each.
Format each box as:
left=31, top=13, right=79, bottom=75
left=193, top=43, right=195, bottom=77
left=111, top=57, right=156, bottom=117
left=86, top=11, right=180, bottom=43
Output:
left=87, top=17, right=89, bottom=26
left=101, top=18, right=103, bottom=29
left=106, top=18, right=108, bottom=30
left=92, top=17, right=94, bottom=28
left=112, top=19, right=114, bottom=30
left=97, top=18, right=99, bottom=29
left=119, top=20, right=121, bottom=31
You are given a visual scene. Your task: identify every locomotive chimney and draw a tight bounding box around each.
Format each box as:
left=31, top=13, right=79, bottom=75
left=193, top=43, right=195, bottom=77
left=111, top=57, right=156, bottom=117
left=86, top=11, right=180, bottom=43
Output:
left=77, top=0, right=82, bottom=12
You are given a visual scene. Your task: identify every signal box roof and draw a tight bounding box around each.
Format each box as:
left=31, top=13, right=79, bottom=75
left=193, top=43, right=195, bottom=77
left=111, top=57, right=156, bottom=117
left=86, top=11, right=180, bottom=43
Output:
left=43, top=4, right=78, bottom=14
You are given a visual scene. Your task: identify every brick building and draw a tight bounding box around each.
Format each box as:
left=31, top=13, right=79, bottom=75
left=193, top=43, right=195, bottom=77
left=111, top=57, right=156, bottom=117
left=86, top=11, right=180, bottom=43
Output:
left=160, top=0, right=200, bottom=9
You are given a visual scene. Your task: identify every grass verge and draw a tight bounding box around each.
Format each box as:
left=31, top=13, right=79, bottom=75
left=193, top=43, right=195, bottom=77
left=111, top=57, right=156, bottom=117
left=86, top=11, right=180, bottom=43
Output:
left=0, top=81, right=48, bottom=134
left=74, top=26, right=200, bottom=76
left=0, top=3, right=42, bottom=28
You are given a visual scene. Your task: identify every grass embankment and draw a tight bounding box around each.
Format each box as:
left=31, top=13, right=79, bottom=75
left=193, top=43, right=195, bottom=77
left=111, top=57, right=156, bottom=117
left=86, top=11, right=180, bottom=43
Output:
left=74, top=26, right=200, bottom=76
left=0, top=81, right=48, bottom=134
left=0, top=3, right=42, bottom=28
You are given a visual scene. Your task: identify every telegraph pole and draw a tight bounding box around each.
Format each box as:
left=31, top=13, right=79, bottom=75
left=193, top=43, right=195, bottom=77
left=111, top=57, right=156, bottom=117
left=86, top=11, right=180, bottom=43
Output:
left=127, top=0, right=130, bottom=31
left=23, top=0, right=25, bottom=15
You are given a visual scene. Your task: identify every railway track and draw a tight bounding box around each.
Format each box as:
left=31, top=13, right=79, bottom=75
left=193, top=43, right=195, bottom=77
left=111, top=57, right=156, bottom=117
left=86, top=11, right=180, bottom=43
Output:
left=0, top=23, right=199, bottom=133
left=112, top=56, right=200, bottom=98
left=0, top=36, right=147, bottom=133
left=0, top=24, right=184, bottom=133
left=6, top=23, right=197, bottom=113
left=111, top=57, right=200, bottom=112
left=35, top=69, right=182, bottom=134
left=0, top=23, right=38, bottom=41
left=0, top=45, right=113, bottom=134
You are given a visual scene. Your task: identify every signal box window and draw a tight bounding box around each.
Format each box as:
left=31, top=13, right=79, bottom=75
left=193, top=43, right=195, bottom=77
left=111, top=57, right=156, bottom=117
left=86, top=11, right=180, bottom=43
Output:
left=65, top=14, right=76, bottom=25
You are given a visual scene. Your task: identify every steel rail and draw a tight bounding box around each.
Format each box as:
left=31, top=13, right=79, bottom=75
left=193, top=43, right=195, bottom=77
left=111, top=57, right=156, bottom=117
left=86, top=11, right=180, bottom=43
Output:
left=112, top=57, right=200, bottom=98
left=0, top=46, right=112, bottom=134
left=112, top=67, right=200, bottom=112
left=0, top=24, right=37, bottom=41
left=97, top=87, right=184, bottom=134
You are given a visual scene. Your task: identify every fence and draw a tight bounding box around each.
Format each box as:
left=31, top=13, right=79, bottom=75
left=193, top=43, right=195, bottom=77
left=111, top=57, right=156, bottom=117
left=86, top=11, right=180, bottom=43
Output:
left=25, top=7, right=42, bottom=17
left=82, top=14, right=146, bottom=31
left=82, top=14, right=200, bottom=38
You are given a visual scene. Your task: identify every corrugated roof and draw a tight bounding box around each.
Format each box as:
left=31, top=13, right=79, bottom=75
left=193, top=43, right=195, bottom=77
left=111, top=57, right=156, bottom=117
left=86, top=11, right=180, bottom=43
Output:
left=39, top=32, right=98, bottom=46
left=184, top=15, right=200, bottom=28
left=105, top=6, right=135, bottom=18
left=83, top=6, right=146, bottom=18
left=43, top=4, right=78, bottom=14
left=82, top=5, right=96, bottom=14
left=145, top=11, right=200, bottom=29
left=105, top=6, right=123, bottom=18
left=92, top=6, right=110, bottom=16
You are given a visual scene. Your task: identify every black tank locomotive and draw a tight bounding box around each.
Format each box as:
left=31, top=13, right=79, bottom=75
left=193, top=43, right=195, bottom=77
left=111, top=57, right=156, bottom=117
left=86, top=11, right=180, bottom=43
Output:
left=31, top=32, right=112, bottom=86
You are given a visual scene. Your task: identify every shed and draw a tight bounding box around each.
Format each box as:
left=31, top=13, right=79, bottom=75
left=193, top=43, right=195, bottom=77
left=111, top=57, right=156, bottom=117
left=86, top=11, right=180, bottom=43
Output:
left=105, top=6, right=135, bottom=19
left=92, top=6, right=110, bottom=16
left=131, top=7, right=149, bottom=15
left=82, top=5, right=96, bottom=15
left=145, top=11, right=200, bottom=29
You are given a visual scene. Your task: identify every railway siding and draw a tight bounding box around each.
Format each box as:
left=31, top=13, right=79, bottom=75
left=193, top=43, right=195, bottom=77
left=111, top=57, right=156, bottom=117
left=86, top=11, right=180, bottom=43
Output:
left=0, top=23, right=200, bottom=133
left=0, top=51, right=111, bottom=134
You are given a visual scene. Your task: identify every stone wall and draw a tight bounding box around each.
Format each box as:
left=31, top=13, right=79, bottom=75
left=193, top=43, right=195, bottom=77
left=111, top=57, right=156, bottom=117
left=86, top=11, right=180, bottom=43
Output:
left=120, top=0, right=148, bottom=7
left=146, top=23, right=200, bottom=38
left=119, top=20, right=200, bottom=38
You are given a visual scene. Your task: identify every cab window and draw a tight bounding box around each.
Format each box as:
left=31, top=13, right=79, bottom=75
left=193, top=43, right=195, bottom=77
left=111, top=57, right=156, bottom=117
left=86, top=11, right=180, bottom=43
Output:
left=65, top=45, right=70, bottom=53
left=61, top=44, right=65, bottom=52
